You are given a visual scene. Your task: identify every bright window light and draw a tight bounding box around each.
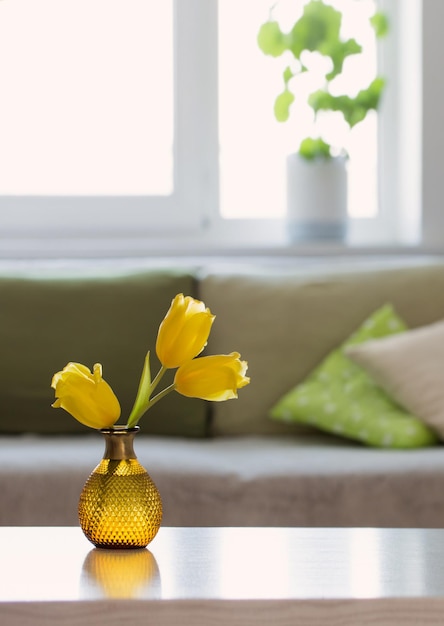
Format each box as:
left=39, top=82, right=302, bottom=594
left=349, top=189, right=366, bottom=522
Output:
left=0, top=0, right=173, bottom=196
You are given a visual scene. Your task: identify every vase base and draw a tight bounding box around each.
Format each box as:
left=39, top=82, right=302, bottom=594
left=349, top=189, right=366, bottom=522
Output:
left=88, top=540, right=150, bottom=550
left=287, top=219, right=348, bottom=243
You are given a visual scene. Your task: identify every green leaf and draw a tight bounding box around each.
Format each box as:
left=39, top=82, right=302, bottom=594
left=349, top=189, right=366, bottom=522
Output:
left=356, top=77, right=386, bottom=109
left=371, top=12, right=390, bottom=39
left=257, top=21, right=286, bottom=57
left=274, top=89, right=295, bottom=122
left=126, top=351, right=152, bottom=428
left=308, top=89, right=339, bottom=113
left=308, top=77, right=386, bottom=128
left=287, top=1, right=342, bottom=59
left=299, top=137, right=332, bottom=160
left=257, top=0, right=389, bottom=135
left=324, top=38, right=362, bottom=80
left=283, top=66, right=294, bottom=86
left=283, top=1, right=363, bottom=81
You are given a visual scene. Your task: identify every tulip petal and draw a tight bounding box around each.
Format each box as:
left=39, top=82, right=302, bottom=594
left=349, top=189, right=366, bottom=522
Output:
left=174, top=353, right=250, bottom=401
left=156, top=294, right=215, bottom=368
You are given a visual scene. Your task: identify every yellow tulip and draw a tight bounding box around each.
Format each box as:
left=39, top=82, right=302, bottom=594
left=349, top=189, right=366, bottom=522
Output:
left=174, top=352, right=250, bottom=401
left=156, top=294, right=215, bottom=369
left=51, top=362, right=121, bottom=429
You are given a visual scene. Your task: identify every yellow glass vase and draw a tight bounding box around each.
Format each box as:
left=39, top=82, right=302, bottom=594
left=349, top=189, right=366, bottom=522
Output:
left=78, top=426, right=162, bottom=549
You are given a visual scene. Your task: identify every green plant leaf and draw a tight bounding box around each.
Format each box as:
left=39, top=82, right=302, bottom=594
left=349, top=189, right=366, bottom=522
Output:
left=308, top=77, right=386, bottom=128
left=356, top=76, right=386, bottom=108
left=324, top=38, right=362, bottom=80
left=257, top=0, right=389, bottom=146
left=283, top=66, right=294, bottom=86
left=308, top=89, right=339, bottom=113
left=274, top=89, right=295, bottom=122
left=257, top=21, right=286, bottom=57
left=126, top=351, right=152, bottom=428
left=299, top=137, right=332, bottom=160
left=287, top=1, right=342, bottom=60
left=371, top=11, right=390, bottom=38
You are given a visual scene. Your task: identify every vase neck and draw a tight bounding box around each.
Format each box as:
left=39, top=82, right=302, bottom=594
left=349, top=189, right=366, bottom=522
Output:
left=100, top=426, right=139, bottom=460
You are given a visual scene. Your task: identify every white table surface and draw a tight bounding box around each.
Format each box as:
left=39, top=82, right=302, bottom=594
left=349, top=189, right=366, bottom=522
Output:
left=2, top=526, right=444, bottom=625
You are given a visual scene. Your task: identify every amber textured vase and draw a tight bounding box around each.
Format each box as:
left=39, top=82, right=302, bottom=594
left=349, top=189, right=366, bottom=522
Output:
left=78, top=426, right=162, bottom=549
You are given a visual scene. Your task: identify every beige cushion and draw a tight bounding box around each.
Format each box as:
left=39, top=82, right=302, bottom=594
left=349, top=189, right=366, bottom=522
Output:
left=346, top=319, right=444, bottom=439
left=200, top=263, right=444, bottom=436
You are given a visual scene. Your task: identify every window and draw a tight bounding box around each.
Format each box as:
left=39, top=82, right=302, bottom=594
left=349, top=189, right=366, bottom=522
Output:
left=0, top=0, right=427, bottom=256
left=0, top=0, right=173, bottom=197
left=0, top=0, right=211, bottom=241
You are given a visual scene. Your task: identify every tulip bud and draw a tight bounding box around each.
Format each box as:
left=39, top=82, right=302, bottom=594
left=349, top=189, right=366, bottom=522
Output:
left=156, top=294, right=215, bottom=369
left=51, top=362, right=121, bottom=429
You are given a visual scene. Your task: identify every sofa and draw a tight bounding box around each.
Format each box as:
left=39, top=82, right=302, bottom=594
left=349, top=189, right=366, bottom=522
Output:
left=2, top=257, right=444, bottom=529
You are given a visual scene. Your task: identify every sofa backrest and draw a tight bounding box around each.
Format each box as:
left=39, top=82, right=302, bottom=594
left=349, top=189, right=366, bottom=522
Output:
left=0, top=269, right=209, bottom=436
left=3, top=260, right=444, bottom=439
left=200, top=262, right=444, bottom=436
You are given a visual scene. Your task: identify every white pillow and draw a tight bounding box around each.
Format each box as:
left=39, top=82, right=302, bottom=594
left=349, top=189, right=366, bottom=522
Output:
left=345, top=319, right=444, bottom=439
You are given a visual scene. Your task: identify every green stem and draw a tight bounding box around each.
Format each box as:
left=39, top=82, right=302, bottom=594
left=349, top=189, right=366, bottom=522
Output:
left=125, top=366, right=172, bottom=428
left=150, top=365, right=168, bottom=395
left=126, top=413, right=142, bottom=429
left=146, top=383, right=176, bottom=410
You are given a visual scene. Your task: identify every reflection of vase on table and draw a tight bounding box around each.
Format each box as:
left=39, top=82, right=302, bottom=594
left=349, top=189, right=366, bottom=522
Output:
left=82, top=545, right=161, bottom=598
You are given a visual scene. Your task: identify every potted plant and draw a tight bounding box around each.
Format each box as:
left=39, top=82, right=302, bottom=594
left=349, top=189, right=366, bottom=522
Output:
left=257, top=0, right=389, bottom=242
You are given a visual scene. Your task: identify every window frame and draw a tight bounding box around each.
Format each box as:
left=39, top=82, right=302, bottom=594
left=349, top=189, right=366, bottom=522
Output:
left=0, top=0, right=433, bottom=258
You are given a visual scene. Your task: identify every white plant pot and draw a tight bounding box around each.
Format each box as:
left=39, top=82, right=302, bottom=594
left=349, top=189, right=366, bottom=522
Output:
left=286, top=153, right=348, bottom=243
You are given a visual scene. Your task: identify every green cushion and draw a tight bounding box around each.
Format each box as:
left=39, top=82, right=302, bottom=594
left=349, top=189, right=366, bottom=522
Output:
left=0, top=270, right=208, bottom=436
left=270, top=304, right=439, bottom=448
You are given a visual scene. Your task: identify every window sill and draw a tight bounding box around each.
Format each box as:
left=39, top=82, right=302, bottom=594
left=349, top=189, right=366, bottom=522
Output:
left=1, top=231, right=443, bottom=277
left=0, top=211, right=440, bottom=262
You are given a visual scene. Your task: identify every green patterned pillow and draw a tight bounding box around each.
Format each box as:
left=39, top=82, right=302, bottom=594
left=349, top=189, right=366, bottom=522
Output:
left=270, top=304, right=439, bottom=448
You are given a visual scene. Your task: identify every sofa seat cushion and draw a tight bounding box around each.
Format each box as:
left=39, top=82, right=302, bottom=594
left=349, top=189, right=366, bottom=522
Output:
left=1, top=434, right=444, bottom=528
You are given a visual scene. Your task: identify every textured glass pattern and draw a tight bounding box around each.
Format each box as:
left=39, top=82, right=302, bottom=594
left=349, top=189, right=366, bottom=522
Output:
left=78, top=428, right=162, bottom=549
